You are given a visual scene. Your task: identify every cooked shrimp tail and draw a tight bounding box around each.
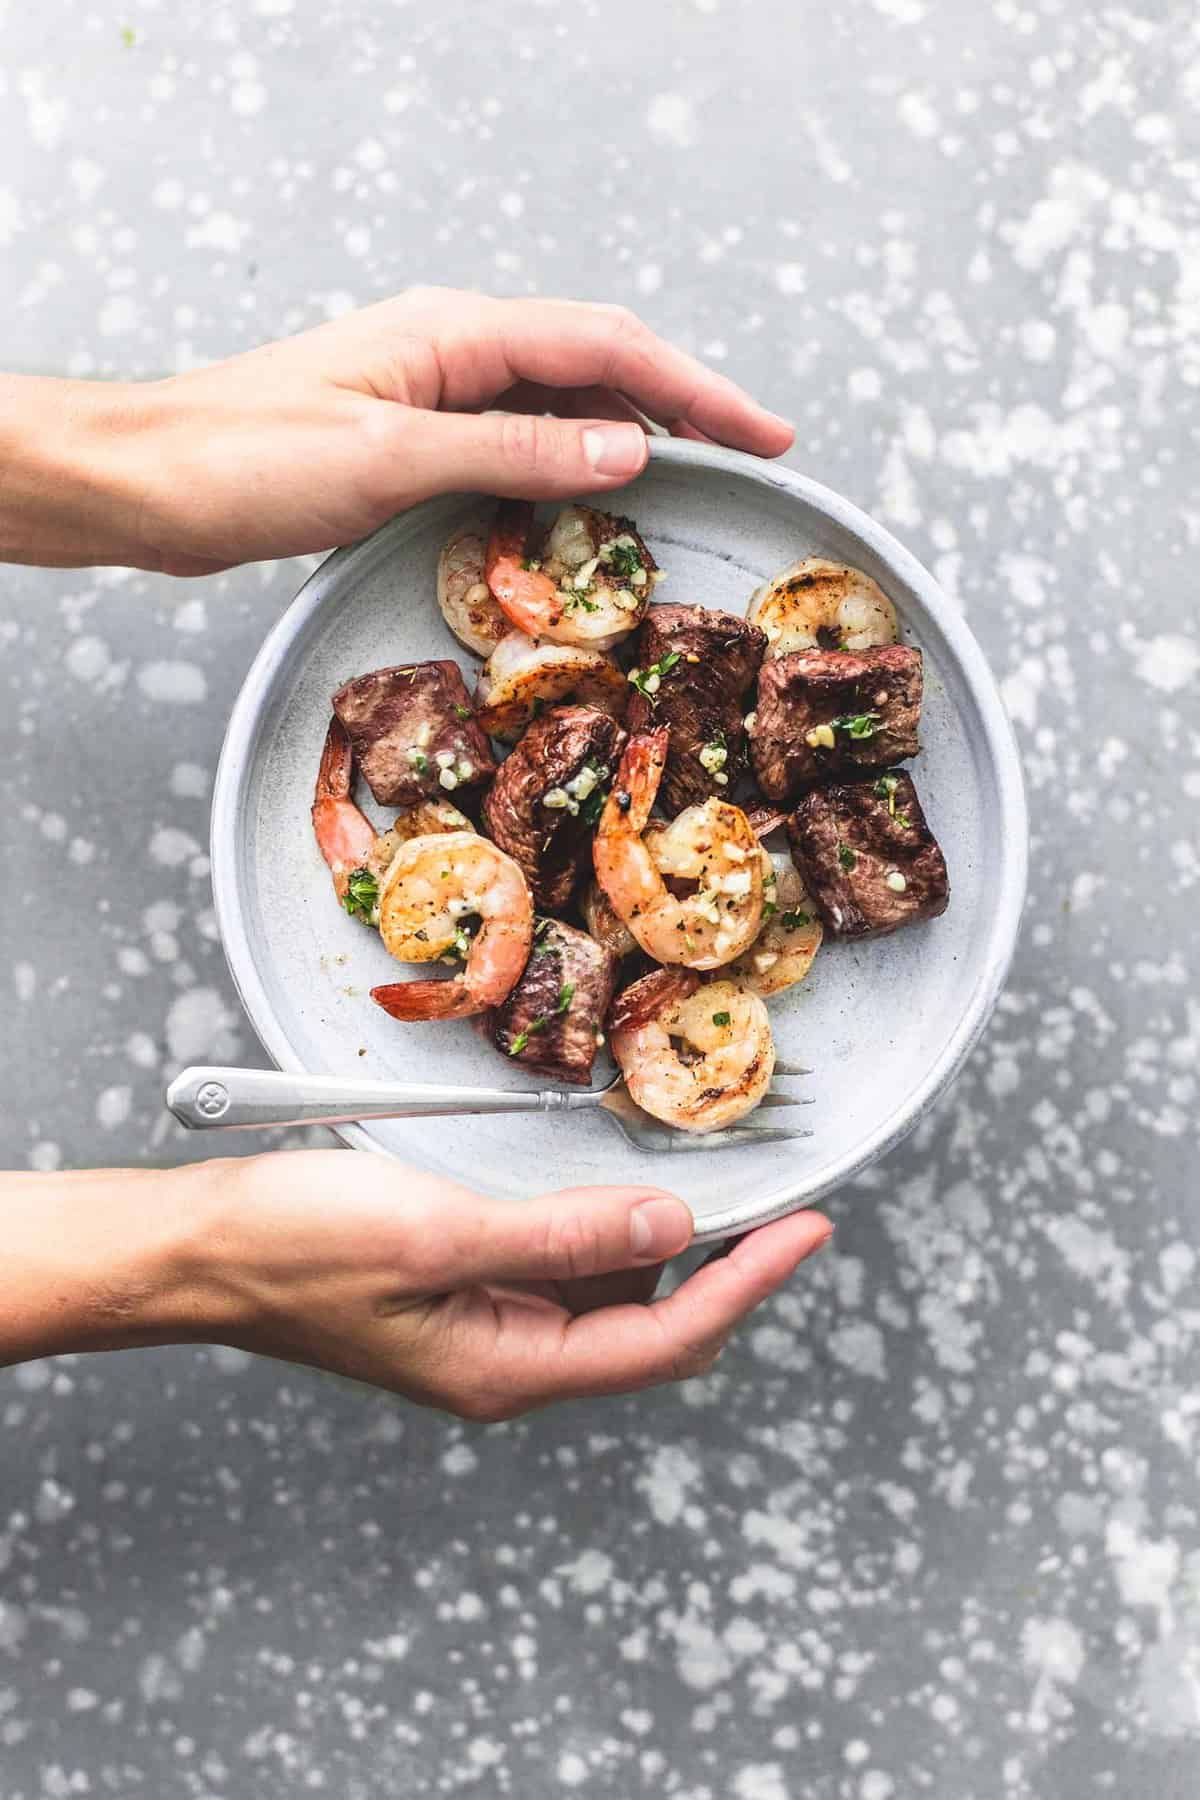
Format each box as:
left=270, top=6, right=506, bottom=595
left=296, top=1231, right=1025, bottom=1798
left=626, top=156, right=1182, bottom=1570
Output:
left=486, top=500, right=560, bottom=633
left=607, top=966, right=699, bottom=1034
left=312, top=717, right=379, bottom=902
left=370, top=978, right=483, bottom=1022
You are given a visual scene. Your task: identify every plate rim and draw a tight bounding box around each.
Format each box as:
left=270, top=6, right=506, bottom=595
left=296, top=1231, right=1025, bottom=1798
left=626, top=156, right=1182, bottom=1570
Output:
left=209, top=437, right=1028, bottom=1241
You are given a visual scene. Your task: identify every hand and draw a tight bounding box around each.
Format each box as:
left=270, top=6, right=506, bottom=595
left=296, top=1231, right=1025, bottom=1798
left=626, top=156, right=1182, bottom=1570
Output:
left=0, top=289, right=793, bottom=575
left=192, top=1151, right=831, bottom=1419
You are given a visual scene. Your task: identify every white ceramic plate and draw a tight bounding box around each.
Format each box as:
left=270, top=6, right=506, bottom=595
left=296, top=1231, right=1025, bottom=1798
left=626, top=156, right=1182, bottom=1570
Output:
left=210, top=440, right=1027, bottom=1242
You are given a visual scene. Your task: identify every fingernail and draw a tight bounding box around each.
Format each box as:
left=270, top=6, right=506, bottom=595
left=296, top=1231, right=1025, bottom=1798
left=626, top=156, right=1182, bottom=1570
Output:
left=630, top=1195, right=693, bottom=1260
left=583, top=423, right=647, bottom=478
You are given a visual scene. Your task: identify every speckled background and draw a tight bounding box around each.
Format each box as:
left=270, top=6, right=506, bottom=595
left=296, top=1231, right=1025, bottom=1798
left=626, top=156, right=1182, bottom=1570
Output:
left=2, top=3, right=1198, bottom=1796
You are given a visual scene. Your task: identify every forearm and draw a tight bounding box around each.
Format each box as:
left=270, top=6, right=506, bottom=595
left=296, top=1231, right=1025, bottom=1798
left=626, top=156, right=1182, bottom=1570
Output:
left=0, top=1164, right=225, bottom=1365
left=0, top=373, right=155, bottom=569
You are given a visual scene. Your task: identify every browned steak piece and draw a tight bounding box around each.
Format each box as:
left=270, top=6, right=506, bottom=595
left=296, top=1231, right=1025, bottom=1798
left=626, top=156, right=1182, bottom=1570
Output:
left=786, top=771, right=948, bottom=939
left=626, top=604, right=766, bottom=815
left=751, top=645, right=922, bottom=804
left=493, top=918, right=618, bottom=1085
left=482, top=705, right=626, bottom=912
left=332, top=661, right=496, bottom=807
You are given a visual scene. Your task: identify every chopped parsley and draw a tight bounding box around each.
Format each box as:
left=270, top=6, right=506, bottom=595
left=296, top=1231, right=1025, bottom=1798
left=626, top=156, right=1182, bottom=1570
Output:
left=408, top=747, right=429, bottom=773
left=837, top=844, right=857, bottom=871
left=341, top=867, right=379, bottom=924
left=628, top=652, right=681, bottom=701
left=712, top=1011, right=732, bottom=1027
left=508, top=1016, right=548, bottom=1055
left=832, top=711, right=881, bottom=740
left=762, top=901, right=778, bottom=919
left=605, top=540, right=644, bottom=582
left=873, top=774, right=899, bottom=813
left=556, top=981, right=575, bottom=1015
left=453, top=703, right=472, bottom=720
left=562, top=588, right=600, bottom=614
left=780, top=909, right=812, bottom=929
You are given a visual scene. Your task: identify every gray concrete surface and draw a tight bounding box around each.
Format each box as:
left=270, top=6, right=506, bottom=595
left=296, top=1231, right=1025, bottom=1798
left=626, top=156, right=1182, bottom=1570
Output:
left=2, top=2, right=1198, bottom=1795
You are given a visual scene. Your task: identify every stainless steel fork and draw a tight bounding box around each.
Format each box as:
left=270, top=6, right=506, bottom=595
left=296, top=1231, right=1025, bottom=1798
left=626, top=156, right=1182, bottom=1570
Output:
left=165, top=1064, right=814, bottom=1153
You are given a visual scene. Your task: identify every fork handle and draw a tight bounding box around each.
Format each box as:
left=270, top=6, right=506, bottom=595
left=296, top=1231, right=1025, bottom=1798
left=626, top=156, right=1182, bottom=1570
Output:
left=166, top=1065, right=559, bottom=1132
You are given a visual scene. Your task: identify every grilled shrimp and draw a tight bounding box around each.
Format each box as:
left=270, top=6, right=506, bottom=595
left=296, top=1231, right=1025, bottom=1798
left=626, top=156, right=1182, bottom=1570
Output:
left=371, top=833, right=533, bottom=1020
left=312, top=717, right=388, bottom=911
left=608, top=969, right=775, bottom=1132
left=486, top=500, right=658, bottom=653
left=727, top=851, right=823, bottom=997
left=593, top=728, right=764, bottom=971
left=748, top=558, right=898, bottom=657
left=437, top=520, right=509, bottom=658
left=313, top=717, right=474, bottom=928
left=473, top=629, right=628, bottom=743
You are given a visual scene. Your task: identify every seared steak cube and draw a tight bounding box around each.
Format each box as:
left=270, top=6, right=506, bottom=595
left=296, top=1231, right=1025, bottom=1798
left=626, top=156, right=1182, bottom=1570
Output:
left=494, top=918, right=617, bottom=1085
left=482, top=705, right=626, bottom=912
left=751, top=645, right=922, bottom=804
left=787, top=771, right=948, bottom=938
left=332, top=661, right=496, bottom=807
left=626, top=604, right=766, bottom=814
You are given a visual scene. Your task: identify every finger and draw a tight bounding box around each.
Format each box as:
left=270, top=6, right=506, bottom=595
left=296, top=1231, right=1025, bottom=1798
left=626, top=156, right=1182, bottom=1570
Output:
left=374, top=405, right=651, bottom=503
left=430, top=296, right=795, bottom=455
left=421, top=1183, right=694, bottom=1288
left=555, top=1262, right=666, bottom=1316
left=493, top=380, right=660, bottom=432
left=524, top=1209, right=833, bottom=1401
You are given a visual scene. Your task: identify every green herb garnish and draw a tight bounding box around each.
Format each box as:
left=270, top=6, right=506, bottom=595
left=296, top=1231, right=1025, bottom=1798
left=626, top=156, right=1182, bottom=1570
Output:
left=508, top=1016, right=548, bottom=1056
left=628, top=652, right=681, bottom=701
left=837, top=844, right=856, bottom=871
left=453, top=703, right=472, bottom=720
left=408, top=748, right=429, bottom=773
left=605, top=540, right=644, bottom=581
left=556, top=982, right=575, bottom=1015
left=712, top=1011, right=731, bottom=1027
left=342, top=867, right=379, bottom=923
left=832, top=711, right=881, bottom=740
left=780, top=909, right=812, bottom=929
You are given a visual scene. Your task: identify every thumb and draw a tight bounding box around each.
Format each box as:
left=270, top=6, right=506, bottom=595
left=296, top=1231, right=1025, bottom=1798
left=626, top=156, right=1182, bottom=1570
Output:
left=382, top=407, right=650, bottom=504
left=436, top=1185, right=694, bottom=1287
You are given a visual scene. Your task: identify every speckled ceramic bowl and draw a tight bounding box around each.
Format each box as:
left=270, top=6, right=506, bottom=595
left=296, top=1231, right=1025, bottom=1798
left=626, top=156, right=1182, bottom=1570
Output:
left=210, top=439, right=1027, bottom=1241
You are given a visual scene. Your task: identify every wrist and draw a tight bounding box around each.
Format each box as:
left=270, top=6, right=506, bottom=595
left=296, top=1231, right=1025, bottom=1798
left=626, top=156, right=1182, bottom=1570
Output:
left=0, top=1161, right=241, bottom=1364
left=0, top=372, right=157, bottom=569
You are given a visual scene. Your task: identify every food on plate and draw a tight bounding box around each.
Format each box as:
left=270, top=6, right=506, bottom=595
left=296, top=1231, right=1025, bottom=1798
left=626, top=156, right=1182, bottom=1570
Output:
left=593, top=728, right=764, bottom=971
left=625, top=603, right=766, bottom=816
left=311, top=498, right=948, bottom=1132
left=482, top=705, right=626, bottom=912
left=581, top=878, right=639, bottom=960
left=493, top=918, right=618, bottom=1085
left=750, top=644, right=922, bottom=803
left=726, top=850, right=823, bottom=997
left=437, top=521, right=509, bottom=658
left=312, top=716, right=388, bottom=913
left=747, top=557, right=898, bottom=657
left=485, top=500, right=660, bottom=651
left=332, top=660, right=496, bottom=807
left=608, top=968, right=775, bottom=1132
left=473, top=630, right=628, bottom=743
left=370, top=834, right=534, bottom=1016
left=787, top=770, right=949, bottom=939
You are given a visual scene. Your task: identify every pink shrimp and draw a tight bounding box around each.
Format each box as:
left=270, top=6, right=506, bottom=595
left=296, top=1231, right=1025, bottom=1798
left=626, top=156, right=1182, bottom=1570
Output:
left=370, top=833, right=534, bottom=1021
left=312, top=717, right=379, bottom=905
left=485, top=500, right=562, bottom=633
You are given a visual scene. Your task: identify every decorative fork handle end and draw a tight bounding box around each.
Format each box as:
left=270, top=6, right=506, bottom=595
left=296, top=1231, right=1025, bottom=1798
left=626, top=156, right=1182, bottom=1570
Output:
left=165, top=1065, right=553, bottom=1132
